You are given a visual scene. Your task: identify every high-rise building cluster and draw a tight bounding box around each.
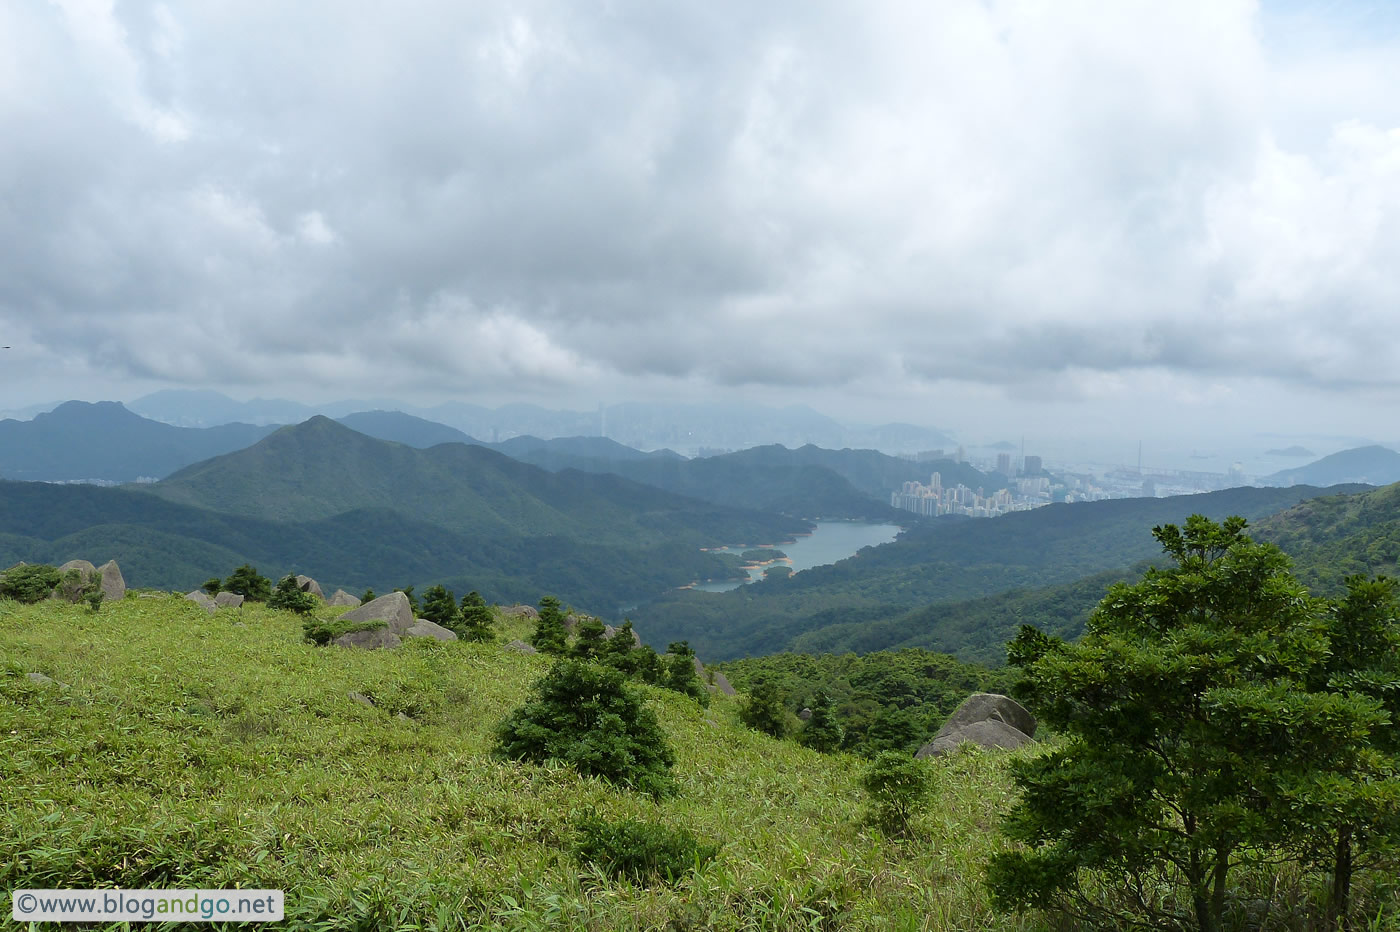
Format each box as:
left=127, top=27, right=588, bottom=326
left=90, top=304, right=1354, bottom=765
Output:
left=890, top=471, right=1050, bottom=519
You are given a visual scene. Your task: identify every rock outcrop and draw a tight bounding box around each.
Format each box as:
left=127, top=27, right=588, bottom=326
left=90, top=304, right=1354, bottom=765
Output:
left=213, top=591, right=244, bottom=608
left=328, top=589, right=361, bottom=607
left=504, top=639, right=538, bottom=655
left=184, top=590, right=217, bottom=614
left=295, top=575, right=325, bottom=600
left=710, top=671, right=736, bottom=696
left=502, top=604, right=539, bottom=620
left=915, top=693, right=1037, bottom=759
left=97, top=560, right=125, bottom=602
left=329, top=591, right=458, bottom=649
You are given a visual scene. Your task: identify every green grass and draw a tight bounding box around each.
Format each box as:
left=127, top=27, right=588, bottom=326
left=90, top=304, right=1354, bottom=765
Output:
left=0, top=595, right=1042, bottom=931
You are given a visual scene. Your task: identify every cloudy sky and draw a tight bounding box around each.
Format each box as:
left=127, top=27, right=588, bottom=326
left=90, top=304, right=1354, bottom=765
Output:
left=2, top=0, right=1399, bottom=457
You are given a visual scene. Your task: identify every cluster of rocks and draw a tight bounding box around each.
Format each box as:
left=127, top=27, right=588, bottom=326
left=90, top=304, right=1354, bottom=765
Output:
left=330, top=591, right=458, bottom=649
left=915, top=693, right=1037, bottom=758
left=54, top=559, right=126, bottom=602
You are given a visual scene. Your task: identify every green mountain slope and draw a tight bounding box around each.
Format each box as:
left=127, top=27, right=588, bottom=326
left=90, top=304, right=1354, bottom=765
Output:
left=631, top=484, right=1362, bottom=660
left=0, top=401, right=276, bottom=481
left=148, top=417, right=808, bottom=549
left=0, top=480, right=771, bottom=611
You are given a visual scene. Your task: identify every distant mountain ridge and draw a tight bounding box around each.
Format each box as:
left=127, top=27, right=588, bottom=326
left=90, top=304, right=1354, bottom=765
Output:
left=1260, top=445, right=1400, bottom=488
left=0, top=402, right=277, bottom=482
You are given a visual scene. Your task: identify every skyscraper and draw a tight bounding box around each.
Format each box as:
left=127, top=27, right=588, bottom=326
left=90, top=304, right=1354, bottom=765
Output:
left=996, top=452, right=1011, bottom=475
left=1024, top=455, right=1042, bottom=475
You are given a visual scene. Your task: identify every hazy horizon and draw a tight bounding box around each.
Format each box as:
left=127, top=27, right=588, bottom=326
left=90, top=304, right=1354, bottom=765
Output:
left=3, top=1, right=1399, bottom=464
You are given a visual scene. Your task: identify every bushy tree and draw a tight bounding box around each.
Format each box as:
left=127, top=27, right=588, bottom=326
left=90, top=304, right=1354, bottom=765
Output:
left=268, top=575, right=317, bottom=615
left=573, top=815, right=718, bottom=884
left=495, top=659, right=676, bottom=797
left=530, top=595, right=569, bottom=654
left=201, top=578, right=222, bottom=596
left=739, top=680, right=791, bottom=739
left=0, top=564, right=60, bottom=603
left=419, top=584, right=460, bottom=628
left=862, top=751, right=932, bottom=836
left=988, top=516, right=1389, bottom=932
left=663, top=641, right=709, bottom=706
left=223, top=565, right=271, bottom=602
left=571, top=615, right=608, bottom=659
left=359, top=587, right=376, bottom=603
left=798, top=693, right=844, bottom=753
left=455, top=590, right=494, bottom=642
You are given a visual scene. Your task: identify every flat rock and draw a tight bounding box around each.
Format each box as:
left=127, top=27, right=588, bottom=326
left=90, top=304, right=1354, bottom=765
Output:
left=405, top=619, right=459, bottom=642
left=935, top=693, right=1037, bottom=741
left=97, top=560, right=125, bottom=602
left=213, top=591, right=244, bottom=608
left=348, top=691, right=375, bottom=706
left=710, top=671, right=736, bottom=696
left=505, top=639, right=538, bottom=655
left=502, top=604, right=539, bottom=620
left=916, top=719, right=1034, bottom=758
left=328, top=589, right=361, bottom=607
left=294, top=575, right=325, bottom=600
left=26, top=672, right=66, bottom=688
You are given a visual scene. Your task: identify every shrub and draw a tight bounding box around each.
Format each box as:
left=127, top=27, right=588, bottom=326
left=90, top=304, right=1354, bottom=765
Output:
left=419, top=585, right=459, bottom=628
left=530, top=596, right=569, bottom=654
left=0, top=564, right=61, bottom=603
left=303, top=618, right=387, bottom=646
left=454, top=590, right=494, bottom=642
left=798, top=693, right=844, bottom=753
left=571, top=616, right=607, bottom=659
left=360, top=587, right=376, bottom=603
left=222, top=565, right=271, bottom=602
left=573, top=815, right=718, bottom=884
left=861, top=751, right=932, bottom=836
left=739, top=680, right=791, bottom=739
left=663, top=641, right=709, bottom=707
left=268, top=575, right=317, bottom=615
left=201, top=578, right=222, bottom=596
left=495, top=659, right=675, bottom=797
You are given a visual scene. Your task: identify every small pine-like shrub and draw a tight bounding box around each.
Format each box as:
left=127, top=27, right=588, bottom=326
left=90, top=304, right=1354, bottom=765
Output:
left=419, top=584, right=460, bottom=628
left=798, top=693, right=844, bottom=753
left=269, top=575, right=317, bottom=616
left=573, top=816, right=718, bottom=884
left=360, top=587, right=376, bottom=603
left=0, top=564, right=61, bottom=603
left=739, top=680, right=791, bottom=739
left=223, top=565, right=271, bottom=602
left=861, top=751, right=932, bottom=836
left=495, top=659, right=676, bottom=797
left=571, top=616, right=607, bottom=659
left=454, top=590, right=495, bottom=642
left=201, top=577, right=222, bottom=596
left=663, top=642, right=709, bottom=707
left=530, top=596, right=569, bottom=654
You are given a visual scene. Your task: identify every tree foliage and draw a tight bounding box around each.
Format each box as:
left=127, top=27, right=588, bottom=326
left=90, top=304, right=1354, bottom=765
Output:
left=222, top=564, right=271, bottom=602
left=739, top=680, right=792, bottom=739
left=797, top=693, right=844, bottom=753
left=861, top=751, right=932, bottom=836
left=419, top=584, right=459, bottom=628
left=454, top=590, right=494, bottom=642
left=268, top=575, right=317, bottom=615
left=530, top=596, right=569, bottom=655
left=0, top=564, right=60, bottom=603
left=988, top=515, right=1399, bottom=932
left=494, top=659, right=676, bottom=798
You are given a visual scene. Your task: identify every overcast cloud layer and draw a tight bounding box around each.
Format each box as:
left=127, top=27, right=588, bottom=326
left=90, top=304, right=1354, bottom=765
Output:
left=2, top=0, right=1399, bottom=448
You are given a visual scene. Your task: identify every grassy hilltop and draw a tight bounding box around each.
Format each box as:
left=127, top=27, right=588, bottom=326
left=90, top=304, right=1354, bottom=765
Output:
left=0, top=596, right=1035, bottom=931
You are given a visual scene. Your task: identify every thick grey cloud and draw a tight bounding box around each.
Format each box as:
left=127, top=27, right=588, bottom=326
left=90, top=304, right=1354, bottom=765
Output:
left=2, top=0, right=1400, bottom=442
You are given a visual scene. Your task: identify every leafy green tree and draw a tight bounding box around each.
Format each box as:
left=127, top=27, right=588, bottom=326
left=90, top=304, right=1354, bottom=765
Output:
left=739, top=680, right=791, bottom=739
left=662, top=641, right=709, bottom=706
left=798, top=693, right=844, bottom=753
left=861, top=751, right=932, bottom=836
left=201, top=578, right=222, bottom=596
left=419, top=584, right=460, bottom=628
left=394, top=585, right=419, bottom=614
left=571, top=616, right=608, bottom=659
left=222, top=564, right=271, bottom=602
left=455, top=590, right=494, bottom=642
left=360, top=588, right=376, bottom=603
left=1306, top=576, right=1400, bottom=929
left=495, top=659, right=676, bottom=797
left=531, top=595, right=569, bottom=654
left=988, top=516, right=1386, bottom=932
left=268, top=575, right=317, bottom=615
left=0, top=564, right=60, bottom=603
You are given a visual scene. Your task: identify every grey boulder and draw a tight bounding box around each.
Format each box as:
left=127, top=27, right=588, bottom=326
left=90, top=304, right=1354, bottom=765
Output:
left=213, top=591, right=245, bottom=608
left=295, top=575, right=325, bottom=600
left=328, top=589, right=361, bottom=607
left=184, top=591, right=217, bottom=614
left=505, top=639, right=538, bottom=655
left=710, top=671, right=737, bottom=696
left=405, top=619, right=458, bottom=642
left=97, top=560, right=125, bottom=602
left=916, top=719, right=1035, bottom=758
left=329, top=591, right=421, bottom=649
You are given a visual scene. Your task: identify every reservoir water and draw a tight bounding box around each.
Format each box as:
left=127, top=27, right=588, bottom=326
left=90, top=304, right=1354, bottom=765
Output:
left=690, top=520, right=902, bottom=592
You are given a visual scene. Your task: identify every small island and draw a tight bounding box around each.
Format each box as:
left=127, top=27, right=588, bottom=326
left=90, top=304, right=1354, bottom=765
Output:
left=740, top=549, right=788, bottom=564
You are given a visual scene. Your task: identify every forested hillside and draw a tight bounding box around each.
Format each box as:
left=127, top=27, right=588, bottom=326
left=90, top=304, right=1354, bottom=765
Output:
left=632, top=484, right=1363, bottom=660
